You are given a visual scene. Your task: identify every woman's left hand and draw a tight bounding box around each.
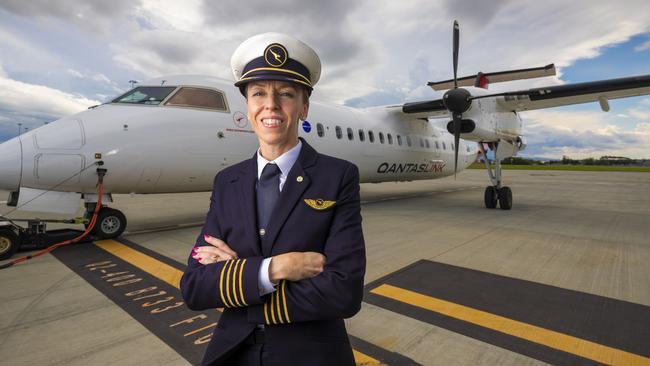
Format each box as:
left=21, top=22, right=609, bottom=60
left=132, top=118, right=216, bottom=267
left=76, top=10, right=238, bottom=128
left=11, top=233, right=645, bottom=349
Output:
left=192, top=234, right=239, bottom=265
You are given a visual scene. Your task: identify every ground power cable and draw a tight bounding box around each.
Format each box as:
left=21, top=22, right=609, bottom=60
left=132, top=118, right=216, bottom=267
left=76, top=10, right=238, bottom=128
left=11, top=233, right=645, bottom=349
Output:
left=0, top=165, right=107, bottom=270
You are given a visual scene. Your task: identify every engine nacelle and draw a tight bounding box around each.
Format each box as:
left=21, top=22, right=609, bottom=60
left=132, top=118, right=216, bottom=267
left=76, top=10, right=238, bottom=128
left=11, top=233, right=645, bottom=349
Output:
left=452, top=90, right=523, bottom=142
left=446, top=119, right=476, bottom=134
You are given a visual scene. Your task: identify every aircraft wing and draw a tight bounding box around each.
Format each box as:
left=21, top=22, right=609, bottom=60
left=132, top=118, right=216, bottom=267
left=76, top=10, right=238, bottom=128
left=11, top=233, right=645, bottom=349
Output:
left=428, top=64, right=556, bottom=90
left=492, top=74, right=650, bottom=112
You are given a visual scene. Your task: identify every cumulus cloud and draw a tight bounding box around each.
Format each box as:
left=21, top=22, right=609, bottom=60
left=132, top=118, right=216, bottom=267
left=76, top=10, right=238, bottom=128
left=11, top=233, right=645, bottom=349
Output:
left=635, top=40, right=650, bottom=52
left=0, top=0, right=142, bottom=33
left=1, top=0, right=650, bottom=157
left=0, top=75, right=99, bottom=124
left=520, top=109, right=650, bottom=158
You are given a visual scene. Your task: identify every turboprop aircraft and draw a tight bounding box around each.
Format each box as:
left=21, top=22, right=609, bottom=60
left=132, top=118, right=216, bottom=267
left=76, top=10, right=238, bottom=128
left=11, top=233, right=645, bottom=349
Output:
left=0, top=21, right=649, bottom=242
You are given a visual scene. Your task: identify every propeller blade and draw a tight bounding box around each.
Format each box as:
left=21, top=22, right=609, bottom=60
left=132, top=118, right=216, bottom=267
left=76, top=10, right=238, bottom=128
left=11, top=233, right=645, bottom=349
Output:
left=453, top=20, right=459, bottom=89
left=452, top=112, right=461, bottom=178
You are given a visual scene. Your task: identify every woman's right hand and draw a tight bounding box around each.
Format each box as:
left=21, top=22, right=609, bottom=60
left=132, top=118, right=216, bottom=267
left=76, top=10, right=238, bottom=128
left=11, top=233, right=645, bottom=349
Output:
left=269, top=252, right=326, bottom=282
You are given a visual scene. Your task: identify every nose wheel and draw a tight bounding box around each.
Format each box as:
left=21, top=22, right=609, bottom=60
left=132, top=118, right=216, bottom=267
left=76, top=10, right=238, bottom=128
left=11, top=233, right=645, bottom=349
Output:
left=85, top=206, right=127, bottom=239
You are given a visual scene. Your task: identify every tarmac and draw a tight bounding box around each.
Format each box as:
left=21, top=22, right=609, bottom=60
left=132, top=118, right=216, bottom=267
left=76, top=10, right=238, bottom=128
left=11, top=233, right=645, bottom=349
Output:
left=1, top=169, right=649, bottom=366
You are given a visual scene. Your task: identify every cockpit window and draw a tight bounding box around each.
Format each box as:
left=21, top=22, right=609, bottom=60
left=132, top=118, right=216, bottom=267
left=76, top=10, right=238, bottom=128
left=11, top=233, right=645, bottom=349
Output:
left=112, top=87, right=177, bottom=105
left=164, top=87, right=227, bottom=111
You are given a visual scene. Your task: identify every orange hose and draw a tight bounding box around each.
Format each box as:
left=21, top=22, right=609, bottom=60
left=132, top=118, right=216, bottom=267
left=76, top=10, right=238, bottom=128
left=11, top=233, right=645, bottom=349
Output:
left=1, top=182, right=105, bottom=268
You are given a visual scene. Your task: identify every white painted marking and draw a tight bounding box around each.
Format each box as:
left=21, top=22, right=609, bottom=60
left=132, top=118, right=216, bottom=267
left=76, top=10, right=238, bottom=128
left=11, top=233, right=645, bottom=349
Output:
left=0, top=201, right=6, bottom=204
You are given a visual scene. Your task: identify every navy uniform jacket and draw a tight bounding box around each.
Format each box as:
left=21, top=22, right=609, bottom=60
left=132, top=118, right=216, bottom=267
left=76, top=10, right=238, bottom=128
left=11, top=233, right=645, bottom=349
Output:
left=180, top=138, right=366, bottom=366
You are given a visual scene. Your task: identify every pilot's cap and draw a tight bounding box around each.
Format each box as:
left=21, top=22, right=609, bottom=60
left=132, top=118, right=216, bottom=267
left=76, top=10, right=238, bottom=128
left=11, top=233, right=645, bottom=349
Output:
left=231, top=32, right=321, bottom=96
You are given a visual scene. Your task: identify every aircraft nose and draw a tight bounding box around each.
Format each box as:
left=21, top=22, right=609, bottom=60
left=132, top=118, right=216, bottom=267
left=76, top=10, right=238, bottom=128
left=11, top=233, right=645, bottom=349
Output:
left=0, top=137, right=22, bottom=191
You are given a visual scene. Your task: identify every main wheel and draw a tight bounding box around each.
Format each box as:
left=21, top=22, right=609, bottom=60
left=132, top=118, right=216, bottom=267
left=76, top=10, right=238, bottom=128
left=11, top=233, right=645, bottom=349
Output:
left=484, top=186, right=498, bottom=209
left=0, top=227, right=20, bottom=260
left=87, top=208, right=127, bottom=239
left=498, top=186, right=513, bottom=210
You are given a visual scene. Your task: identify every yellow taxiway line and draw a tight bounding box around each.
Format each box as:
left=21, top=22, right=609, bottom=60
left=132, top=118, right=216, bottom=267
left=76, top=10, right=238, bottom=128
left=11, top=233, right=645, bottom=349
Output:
left=371, top=283, right=650, bottom=366
left=95, top=239, right=381, bottom=365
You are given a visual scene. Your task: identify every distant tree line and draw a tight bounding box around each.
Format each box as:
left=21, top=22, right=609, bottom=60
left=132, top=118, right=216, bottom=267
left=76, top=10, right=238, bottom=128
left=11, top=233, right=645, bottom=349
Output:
left=496, top=156, right=650, bottom=166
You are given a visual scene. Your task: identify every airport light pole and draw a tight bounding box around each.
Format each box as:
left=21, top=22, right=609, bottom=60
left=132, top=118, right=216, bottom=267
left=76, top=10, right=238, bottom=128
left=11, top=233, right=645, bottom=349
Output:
left=17, top=123, right=22, bottom=136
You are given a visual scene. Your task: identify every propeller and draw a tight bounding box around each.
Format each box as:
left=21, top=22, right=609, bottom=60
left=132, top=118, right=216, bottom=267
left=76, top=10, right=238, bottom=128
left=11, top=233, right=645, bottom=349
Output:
left=442, top=20, right=472, bottom=178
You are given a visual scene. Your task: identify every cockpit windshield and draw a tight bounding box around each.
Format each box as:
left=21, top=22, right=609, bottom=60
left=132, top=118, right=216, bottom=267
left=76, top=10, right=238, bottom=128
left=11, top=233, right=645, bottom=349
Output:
left=112, top=87, right=177, bottom=105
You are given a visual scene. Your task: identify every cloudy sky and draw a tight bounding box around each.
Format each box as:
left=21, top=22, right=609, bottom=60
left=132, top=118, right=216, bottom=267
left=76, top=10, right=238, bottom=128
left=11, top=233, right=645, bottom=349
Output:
left=1, top=0, right=649, bottom=159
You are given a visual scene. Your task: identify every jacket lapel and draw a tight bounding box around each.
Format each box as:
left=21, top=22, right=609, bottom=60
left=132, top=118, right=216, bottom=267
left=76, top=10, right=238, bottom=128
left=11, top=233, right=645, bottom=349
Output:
left=263, top=138, right=317, bottom=254
left=234, top=155, right=262, bottom=256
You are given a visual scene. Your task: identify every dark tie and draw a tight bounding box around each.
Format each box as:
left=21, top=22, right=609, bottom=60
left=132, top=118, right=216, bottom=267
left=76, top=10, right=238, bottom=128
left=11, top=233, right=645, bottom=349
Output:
left=256, top=163, right=281, bottom=231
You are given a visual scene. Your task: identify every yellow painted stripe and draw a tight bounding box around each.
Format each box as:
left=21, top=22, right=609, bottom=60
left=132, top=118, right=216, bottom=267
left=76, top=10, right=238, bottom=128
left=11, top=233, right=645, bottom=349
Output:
left=95, top=240, right=183, bottom=288
left=352, top=349, right=382, bottom=365
left=96, top=240, right=225, bottom=311
left=238, top=259, right=248, bottom=306
left=96, top=240, right=378, bottom=364
left=281, top=280, right=290, bottom=323
left=371, top=284, right=650, bottom=366
left=230, top=260, right=242, bottom=307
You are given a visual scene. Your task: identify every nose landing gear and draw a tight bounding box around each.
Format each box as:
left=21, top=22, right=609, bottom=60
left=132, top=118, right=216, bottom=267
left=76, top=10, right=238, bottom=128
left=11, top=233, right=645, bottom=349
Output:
left=84, top=204, right=127, bottom=239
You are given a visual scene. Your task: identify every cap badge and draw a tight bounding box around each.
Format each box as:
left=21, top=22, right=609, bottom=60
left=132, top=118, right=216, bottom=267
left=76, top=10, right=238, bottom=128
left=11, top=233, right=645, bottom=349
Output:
left=264, top=43, right=288, bottom=68
left=304, top=198, right=336, bottom=210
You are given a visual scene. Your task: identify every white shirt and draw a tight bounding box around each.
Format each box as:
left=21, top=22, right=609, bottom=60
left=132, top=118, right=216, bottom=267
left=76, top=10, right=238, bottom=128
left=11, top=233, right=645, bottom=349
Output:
left=256, top=140, right=302, bottom=295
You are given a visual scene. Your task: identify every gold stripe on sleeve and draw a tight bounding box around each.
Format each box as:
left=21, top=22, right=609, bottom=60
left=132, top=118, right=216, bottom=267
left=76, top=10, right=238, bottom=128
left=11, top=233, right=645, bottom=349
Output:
left=275, top=286, right=284, bottom=323
left=264, top=300, right=270, bottom=325
left=224, top=260, right=235, bottom=307
left=230, top=260, right=242, bottom=307
left=281, top=280, right=291, bottom=323
left=219, top=260, right=231, bottom=307
left=269, top=292, right=277, bottom=324
left=238, top=259, right=248, bottom=306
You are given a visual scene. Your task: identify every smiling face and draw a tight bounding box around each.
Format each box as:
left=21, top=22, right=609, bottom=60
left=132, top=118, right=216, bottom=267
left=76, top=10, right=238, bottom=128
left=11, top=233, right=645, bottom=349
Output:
left=246, top=80, right=309, bottom=160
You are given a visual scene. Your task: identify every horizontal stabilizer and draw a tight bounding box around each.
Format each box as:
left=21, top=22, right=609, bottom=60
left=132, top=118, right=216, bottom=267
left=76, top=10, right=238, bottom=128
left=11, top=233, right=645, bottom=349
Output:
left=428, top=64, right=556, bottom=91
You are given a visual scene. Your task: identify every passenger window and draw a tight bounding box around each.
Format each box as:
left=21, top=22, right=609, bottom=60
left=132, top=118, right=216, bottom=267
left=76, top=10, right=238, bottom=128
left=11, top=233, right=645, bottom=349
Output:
left=442, top=142, right=447, bottom=150
left=397, top=135, right=402, bottom=146
left=368, top=131, right=375, bottom=143
left=387, top=133, right=393, bottom=145
left=317, top=123, right=324, bottom=137
left=435, top=141, right=440, bottom=149
left=379, top=132, right=385, bottom=144
left=165, top=87, right=227, bottom=110
left=347, top=127, right=354, bottom=141
left=425, top=139, right=430, bottom=149
left=335, top=126, right=342, bottom=139
left=406, top=136, right=412, bottom=147
left=358, top=129, right=365, bottom=142
left=419, top=138, right=424, bottom=148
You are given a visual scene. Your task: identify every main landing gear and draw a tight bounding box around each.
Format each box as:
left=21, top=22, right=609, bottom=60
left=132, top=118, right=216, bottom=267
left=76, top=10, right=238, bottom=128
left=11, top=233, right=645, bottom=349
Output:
left=84, top=203, right=127, bottom=239
left=479, top=143, right=513, bottom=210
